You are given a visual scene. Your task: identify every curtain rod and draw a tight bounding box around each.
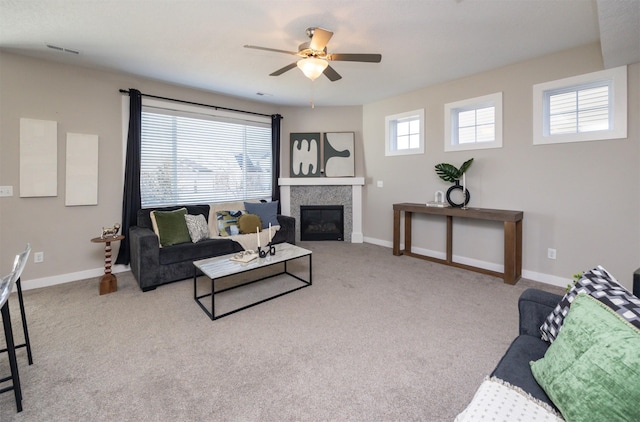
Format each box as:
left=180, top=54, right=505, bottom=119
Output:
left=119, top=89, right=273, bottom=118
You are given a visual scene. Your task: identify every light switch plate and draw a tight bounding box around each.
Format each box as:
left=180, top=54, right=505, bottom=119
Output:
left=0, top=186, right=13, bottom=197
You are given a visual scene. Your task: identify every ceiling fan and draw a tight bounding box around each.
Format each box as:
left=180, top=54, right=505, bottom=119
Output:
left=244, top=27, right=382, bottom=82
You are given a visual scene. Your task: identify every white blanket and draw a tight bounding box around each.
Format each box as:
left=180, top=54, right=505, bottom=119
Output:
left=228, top=226, right=280, bottom=252
left=455, top=377, right=563, bottom=422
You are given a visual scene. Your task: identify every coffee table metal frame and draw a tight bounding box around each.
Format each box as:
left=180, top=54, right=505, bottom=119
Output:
left=193, top=243, right=312, bottom=320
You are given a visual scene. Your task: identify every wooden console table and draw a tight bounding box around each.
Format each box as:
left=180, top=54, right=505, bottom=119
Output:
left=393, top=203, right=523, bottom=284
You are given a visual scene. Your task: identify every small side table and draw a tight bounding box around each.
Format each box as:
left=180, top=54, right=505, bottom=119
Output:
left=91, top=235, right=125, bottom=295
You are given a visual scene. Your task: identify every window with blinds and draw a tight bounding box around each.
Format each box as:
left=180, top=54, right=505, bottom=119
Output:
left=454, top=105, right=496, bottom=144
left=546, top=83, right=610, bottom=135
left=140, top=102, right=272, bottom=207
left=445, top=92, right=503, bottom=152
left=533, top=66, right=627, bottom=145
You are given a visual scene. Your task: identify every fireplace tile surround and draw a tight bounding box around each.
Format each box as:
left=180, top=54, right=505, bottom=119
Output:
left=278, top=177, right=365, bottom=243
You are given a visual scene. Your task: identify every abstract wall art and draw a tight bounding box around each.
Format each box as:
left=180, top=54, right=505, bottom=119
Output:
left=323, top=132, right=355, bottom=177
left=290, top=132, right=321, bottom=177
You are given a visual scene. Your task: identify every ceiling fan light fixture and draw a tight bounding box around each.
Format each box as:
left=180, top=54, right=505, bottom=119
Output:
left=297, top=57, right=328, bottom=81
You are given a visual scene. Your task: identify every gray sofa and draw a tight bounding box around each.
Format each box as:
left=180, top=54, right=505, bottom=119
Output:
left=489, top=288, right=562, bottom=409
left=129, top=204, right=296, bottom=292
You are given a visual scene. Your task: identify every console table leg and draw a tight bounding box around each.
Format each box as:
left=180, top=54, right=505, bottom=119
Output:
left=393, top=210, right=401, bottom=256
left=503, top=220, right=522, bottom=284
left=404, top=212, right=412, bottom=254
left=446, top=216, right=453, bottom=263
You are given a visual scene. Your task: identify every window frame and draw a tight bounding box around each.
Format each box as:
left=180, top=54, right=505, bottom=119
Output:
left=533, top=66, right=627, bottom=145
left=444, top=92, right=503, bottom=152
left=385, top=108, right=425, bottom=156
left=138, top=98, right=273, bottom=208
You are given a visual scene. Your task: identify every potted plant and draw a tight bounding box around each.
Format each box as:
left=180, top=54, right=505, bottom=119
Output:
left=434, top=158, right=473, bottom=207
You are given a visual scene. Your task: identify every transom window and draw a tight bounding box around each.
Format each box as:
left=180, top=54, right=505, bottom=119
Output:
left=547, top=84, right=610, bottom=135
left=385, top=109, right=425, bottom=156
left=139, top=99, right=272, bottom=207
left=445, top=92, right=503, bottom=152
left=533, top=66, right=627, bottom=145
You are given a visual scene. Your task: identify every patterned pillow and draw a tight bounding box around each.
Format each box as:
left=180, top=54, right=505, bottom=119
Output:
left=216, top=210, right=244, bottom=237
left=540, top=265, right=640, bottom=342
left=184, top=214, right=210, bottom=243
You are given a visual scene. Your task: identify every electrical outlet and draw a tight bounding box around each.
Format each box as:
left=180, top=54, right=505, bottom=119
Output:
left=377, top=180, right=383, bottom=188
left=0, top=186, right=13, bottom=197
left=34, top=252, right=44, bottom=263
left=547, top=248, right=557, bottom=260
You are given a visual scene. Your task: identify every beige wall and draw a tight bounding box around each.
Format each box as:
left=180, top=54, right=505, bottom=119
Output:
left=2, top=41, right=638, bottom=291
left=362, top=43, right=640, bottom=289
left=0, top=52, right=278, bottom=286
left=279, top=105, right=364, bottom=177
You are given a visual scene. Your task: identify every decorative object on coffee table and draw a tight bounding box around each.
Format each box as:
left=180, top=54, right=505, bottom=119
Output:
left=91, top=234, right=125, bottom=295
left=435, top=158, right=473, bottom=208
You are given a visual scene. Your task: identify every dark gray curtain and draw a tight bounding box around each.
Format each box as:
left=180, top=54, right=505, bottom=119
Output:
left=271, top=114, right=283, bottom=212
left=115, top=89, right=142, bottom=265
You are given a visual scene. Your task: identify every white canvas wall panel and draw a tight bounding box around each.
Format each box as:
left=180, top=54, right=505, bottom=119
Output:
left=20, top=118, right=58, bottom=197
left=65, top=133, right=99, bottom=206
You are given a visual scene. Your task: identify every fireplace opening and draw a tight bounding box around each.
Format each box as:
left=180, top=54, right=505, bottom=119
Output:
left=300, top=205, right=344, bottom=241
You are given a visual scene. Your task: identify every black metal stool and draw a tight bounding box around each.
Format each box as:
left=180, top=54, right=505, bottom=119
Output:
left=0, top=245, right=32, bottom=365
left=0, top=271, right=22, bottom=412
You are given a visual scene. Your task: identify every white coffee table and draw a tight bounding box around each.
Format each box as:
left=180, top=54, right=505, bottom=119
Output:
left=193, top=243, right=312, bottom=320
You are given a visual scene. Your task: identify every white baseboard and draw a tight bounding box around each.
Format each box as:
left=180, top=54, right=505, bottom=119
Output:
left=351, top=232, right=364, bottom=243
left=20, top=265, right=130, bottom=291
left=363, top=236, right=569, bottom=288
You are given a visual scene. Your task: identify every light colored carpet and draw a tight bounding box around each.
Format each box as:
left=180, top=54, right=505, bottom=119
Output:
left=0, top=242, right=563, bottom=421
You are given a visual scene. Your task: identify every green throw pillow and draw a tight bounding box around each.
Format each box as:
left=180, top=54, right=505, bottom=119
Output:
left=151, top=208, right=191, bottom=247
left=530, top=293, right=640, bottom=421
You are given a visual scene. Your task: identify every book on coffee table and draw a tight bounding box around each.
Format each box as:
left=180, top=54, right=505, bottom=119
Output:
left=229, top=251, right=258, bottom=263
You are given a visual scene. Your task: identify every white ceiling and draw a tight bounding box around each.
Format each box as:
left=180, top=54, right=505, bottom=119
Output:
left=0, top=0, right=638, bottom=107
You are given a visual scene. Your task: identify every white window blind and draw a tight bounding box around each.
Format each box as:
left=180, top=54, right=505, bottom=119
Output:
left=140, top=104, right=272, bottom=207
left=455, top=105, right=496, bottom=144
left=546, top=83, right=610, bottom=135
left=533, top=66, right=627, bottom=145
left=445, top=92, right=502, bottom=152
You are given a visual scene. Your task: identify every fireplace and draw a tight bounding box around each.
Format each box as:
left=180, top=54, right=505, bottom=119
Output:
left=300, top=205, right=344, bottom=241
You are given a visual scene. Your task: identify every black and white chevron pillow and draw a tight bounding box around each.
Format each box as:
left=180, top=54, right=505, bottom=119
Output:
left=540, top=265, right=640, bottom=343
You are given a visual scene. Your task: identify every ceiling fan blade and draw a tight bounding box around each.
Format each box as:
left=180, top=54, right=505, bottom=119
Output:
left=323, top=65, right=342, bottom=82
left=328, top=53, right=382, bottom=63
left=270, top=62, right=298, bottom=76
left=244, top=45, right=297, bottom=55
left=309, top=28, right=333, bottom=51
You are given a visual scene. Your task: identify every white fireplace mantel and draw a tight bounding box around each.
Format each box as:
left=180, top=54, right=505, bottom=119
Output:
left=278, top=177, right=365, bottom=243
